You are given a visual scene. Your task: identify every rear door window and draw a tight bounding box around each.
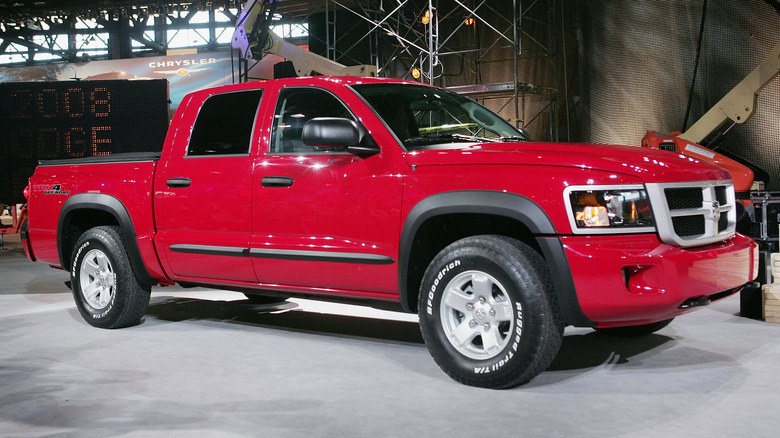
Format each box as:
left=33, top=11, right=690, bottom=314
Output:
left=188, top=89, right=263, bottom=156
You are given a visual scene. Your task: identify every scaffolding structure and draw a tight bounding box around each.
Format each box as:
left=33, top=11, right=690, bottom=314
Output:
left=253, top=0, right=560, bottom=140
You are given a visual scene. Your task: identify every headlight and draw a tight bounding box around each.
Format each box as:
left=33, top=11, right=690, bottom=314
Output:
left=565, top=185, right=654, bottom=233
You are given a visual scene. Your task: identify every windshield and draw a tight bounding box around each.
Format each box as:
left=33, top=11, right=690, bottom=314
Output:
left=351, top=83, right=529, bottom=150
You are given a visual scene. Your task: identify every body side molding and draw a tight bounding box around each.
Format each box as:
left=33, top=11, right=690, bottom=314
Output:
left=171, top=244, right=250, bottom=257
left=168, top=244, right=395, bottom=265
left=251, top=248, right=394, bottom=265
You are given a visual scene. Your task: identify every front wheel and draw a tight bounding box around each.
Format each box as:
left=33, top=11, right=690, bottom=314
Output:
left=418, top=235, right=562, bottom=389
left=70, top=226, right=150, bottom=329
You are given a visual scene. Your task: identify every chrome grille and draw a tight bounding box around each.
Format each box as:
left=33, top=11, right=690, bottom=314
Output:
left=671, top=215, right=705, bottom=236
left=664, top=188, right=703, bottom=210
left=646, top=181, right=736, bottom=247
left=718, top=213, right=729, bottom=233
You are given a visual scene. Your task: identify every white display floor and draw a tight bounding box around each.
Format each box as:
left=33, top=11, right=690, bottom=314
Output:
left=2, top=233, right=779, bottom=437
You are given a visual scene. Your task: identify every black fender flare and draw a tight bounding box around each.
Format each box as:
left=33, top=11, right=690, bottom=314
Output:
left=398, top=190, right=593, bottom=327
left=58, top=193, right=155, bottom=287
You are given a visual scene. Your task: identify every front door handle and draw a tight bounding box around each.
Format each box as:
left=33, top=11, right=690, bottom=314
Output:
left=167, top=177, right=191, bottom=188
left=262, top=176, right=294, bottom=188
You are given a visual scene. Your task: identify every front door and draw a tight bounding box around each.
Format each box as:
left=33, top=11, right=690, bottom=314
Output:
left=250, top=86, right=405, bottom=296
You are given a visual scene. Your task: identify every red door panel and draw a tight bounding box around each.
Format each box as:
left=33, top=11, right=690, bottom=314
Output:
left=251, top=153, right=403, bottom=294
left=156, top=156, right=256, bottom=282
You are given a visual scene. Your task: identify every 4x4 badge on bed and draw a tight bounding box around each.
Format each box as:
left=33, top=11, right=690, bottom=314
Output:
left=43, top=184, right=71, bottom=195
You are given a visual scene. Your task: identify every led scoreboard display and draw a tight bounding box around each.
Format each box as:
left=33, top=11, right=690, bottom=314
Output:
left=0, top=79, right=169, bottom=204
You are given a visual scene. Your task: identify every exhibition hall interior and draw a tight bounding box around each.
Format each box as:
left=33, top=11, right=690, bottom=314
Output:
left=1, top=0, right=780, bottom=436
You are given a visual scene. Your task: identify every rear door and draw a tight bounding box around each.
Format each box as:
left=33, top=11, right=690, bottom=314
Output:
left=155, top=88, right=264, bottom=282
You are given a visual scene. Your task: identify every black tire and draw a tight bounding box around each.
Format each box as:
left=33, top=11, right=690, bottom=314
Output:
left=243, top=293, right=289, bottom=305
left=595, top=318, right=674, bottom=337
left=70, top=226, right=150, bottom=329
left=418, top=235, right=563, bottom=389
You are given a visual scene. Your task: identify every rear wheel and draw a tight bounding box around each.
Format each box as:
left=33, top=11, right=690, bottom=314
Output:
left=418, top=235, right=562, bottom=389
left=70, top=226, right=150, bottom=329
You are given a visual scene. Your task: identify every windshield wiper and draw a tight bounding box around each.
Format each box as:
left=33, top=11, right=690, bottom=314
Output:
left=404, top=133, right=498, bottom=144
left=497, top=135, right=529, bottom=142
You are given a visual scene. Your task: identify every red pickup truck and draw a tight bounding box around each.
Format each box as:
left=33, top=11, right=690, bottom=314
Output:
left=22, top=76, right=758, bottom=388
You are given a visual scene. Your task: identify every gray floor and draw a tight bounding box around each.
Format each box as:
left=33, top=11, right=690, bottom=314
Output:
left=2, top=232, right=780, bottom=438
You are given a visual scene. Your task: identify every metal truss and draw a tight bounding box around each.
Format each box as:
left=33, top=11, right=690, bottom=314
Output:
left=0, top=2, right=242, bottom=64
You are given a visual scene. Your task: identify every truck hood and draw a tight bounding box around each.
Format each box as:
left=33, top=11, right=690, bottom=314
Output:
left=402, top=141, right=731, bottom=183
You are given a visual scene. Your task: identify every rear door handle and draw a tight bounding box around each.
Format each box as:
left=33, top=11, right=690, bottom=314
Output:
left=262, top=176, right=294, bottom=188
left=167, top=177, right=191, bottom=188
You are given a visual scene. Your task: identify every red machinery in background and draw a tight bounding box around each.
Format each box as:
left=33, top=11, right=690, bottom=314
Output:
left=642, top=40, right=780, bottom=302
left=642, top=40, right=780, bottom=195
left=0, top=203, right=27, bottom=249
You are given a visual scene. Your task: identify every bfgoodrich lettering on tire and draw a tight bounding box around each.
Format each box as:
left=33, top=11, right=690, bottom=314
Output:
left=70, top=226, right=150, bottom=329
left=418, top=235, right=563, bottom=389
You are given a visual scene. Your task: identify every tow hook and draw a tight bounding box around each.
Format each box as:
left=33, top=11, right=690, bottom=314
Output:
left=679, top=296, right=711, bottom=309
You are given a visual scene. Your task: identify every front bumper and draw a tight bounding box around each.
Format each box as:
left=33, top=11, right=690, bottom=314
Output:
left=561, top=232, right=758, bottom=327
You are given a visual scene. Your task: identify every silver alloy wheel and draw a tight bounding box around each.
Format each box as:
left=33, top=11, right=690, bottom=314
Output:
left=79, top=248, right=116, bottom=310
left=439, top=270, right=516, bottom=360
